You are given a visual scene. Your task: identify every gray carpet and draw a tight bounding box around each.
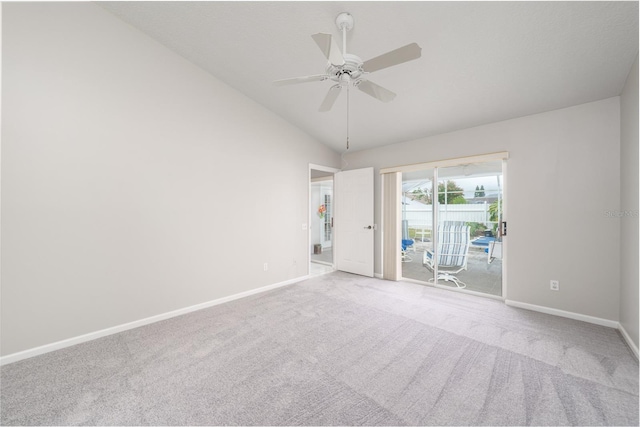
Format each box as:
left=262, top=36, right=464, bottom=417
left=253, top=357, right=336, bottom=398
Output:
left=1, top=272, right=638, bottom=425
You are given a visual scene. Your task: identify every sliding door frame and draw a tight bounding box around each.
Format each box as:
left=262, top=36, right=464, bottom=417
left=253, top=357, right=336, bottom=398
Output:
left=381, top=152, right=508, bottom=299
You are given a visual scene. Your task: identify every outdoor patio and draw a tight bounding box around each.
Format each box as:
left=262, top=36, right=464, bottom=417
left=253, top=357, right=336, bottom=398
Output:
left=401, top=240, right=502, bottom=296
left=311, top=242, right=501, bottom=297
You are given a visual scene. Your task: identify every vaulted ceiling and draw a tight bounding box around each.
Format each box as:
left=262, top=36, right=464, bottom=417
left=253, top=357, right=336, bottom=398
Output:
left=100, top=1, right=639, bottom=153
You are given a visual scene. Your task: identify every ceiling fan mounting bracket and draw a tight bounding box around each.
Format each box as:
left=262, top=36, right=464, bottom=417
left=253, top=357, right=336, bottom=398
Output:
left=335, top=12, right=354, bottom=32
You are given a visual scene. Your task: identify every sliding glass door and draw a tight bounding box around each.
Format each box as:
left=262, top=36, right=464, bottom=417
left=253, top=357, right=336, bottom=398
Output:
left=400, top=160, right=504, bottom=297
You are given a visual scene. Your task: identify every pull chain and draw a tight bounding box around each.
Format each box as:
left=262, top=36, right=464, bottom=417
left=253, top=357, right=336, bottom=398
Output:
left=346, top=83, right=350, bottom=151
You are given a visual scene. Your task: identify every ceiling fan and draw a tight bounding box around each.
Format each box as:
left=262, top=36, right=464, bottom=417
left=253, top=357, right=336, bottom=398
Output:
left=274, top=12, right=422, bottom=112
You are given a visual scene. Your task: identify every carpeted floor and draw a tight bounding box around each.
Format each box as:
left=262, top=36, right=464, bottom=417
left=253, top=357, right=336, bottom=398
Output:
left=1, top=272, right=638, bottom=425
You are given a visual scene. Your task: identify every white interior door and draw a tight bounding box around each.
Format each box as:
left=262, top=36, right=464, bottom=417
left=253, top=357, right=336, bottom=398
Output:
left=334, top=167, right=374, bottom=277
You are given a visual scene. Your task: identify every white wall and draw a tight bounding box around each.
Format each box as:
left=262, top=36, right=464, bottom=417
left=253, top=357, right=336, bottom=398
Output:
left=1, top=3, right=339, bottom=356
left=619, top=53, right=639, bottom=348
left=345, top=98, right=621, bottom=322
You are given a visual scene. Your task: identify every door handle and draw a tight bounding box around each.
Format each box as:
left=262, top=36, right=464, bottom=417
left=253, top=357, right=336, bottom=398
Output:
left=364, top=225, right=372, bottom=229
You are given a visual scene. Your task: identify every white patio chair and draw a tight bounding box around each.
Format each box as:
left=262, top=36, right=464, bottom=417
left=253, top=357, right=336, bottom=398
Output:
left=422, top=222, right=471, bottom=288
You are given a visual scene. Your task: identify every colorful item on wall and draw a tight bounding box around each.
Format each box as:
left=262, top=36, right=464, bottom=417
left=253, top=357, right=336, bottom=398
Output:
left=318, top=204, right=326, bottom=218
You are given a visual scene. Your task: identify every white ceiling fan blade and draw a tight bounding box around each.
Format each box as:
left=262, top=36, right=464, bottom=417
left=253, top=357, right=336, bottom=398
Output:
left=311, top=33, right=345, bottom=66
left=273, top=74, right=329, bottom=86
left=319, top=84, right=342, bottom=112
left=362, top=43, right=422, bottom=73
left=357, top=80, right=396, bottom=103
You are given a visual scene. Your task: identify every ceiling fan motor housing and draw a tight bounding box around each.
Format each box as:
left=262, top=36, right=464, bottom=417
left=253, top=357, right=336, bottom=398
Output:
left=326, top=53, right=364, bottom=84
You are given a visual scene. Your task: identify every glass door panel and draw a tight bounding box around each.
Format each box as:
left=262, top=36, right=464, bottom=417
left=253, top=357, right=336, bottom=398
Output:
left=321, top=191, right=332, bottom=249
left=435, top=161, right=503, bottom=296
left=401, top=169, right=434, bottom=283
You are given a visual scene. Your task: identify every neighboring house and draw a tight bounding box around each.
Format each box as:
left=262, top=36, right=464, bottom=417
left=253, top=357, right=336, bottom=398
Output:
left=469, top=196, right=499, bottom=205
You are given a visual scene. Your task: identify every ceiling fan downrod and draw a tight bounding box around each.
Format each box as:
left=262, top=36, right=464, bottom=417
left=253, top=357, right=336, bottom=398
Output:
left=335, top=12, right=353, bottom=55
left=346, top=83, right=350, bottom=151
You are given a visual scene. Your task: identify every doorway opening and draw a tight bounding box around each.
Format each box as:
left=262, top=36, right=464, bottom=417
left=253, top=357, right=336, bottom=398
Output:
left=309, top=165, right=338, bottom=277
left=308, top=165, right=375, bottom=278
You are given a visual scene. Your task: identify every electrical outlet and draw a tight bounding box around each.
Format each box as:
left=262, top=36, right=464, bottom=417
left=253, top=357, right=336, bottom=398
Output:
left=550, top=280, right=559, bottom=291
left=263, top=263, right=268, bottom=272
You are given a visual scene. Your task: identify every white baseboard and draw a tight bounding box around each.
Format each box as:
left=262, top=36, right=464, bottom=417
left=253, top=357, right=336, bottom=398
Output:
left=618, top=323, right=639, bottom=359
left=374, top=273, right=383, bottom=279
left=0, top=275, right=309, bottom=366
left=505, top=299, right=619, bottom=328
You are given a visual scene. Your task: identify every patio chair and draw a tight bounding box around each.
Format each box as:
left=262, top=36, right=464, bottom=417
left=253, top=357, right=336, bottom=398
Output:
left=422, top=222, right=470, bottom=288
left=401, top=239, right=415, bottom=262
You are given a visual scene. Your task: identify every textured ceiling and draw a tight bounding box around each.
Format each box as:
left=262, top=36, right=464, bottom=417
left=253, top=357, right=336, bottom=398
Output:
left=99, top=1, right=639, bottom=153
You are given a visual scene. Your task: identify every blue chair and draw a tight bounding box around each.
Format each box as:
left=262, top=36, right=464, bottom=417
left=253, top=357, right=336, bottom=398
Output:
left=401, top=238, right=415, bottom=262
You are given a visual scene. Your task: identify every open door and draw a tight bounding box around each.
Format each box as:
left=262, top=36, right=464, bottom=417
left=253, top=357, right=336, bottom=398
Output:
left=334, top=167, right=374, bottom=277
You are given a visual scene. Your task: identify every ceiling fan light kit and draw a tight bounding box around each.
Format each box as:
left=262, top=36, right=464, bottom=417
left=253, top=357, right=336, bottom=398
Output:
left=274, top=12, right=422, bottom=149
